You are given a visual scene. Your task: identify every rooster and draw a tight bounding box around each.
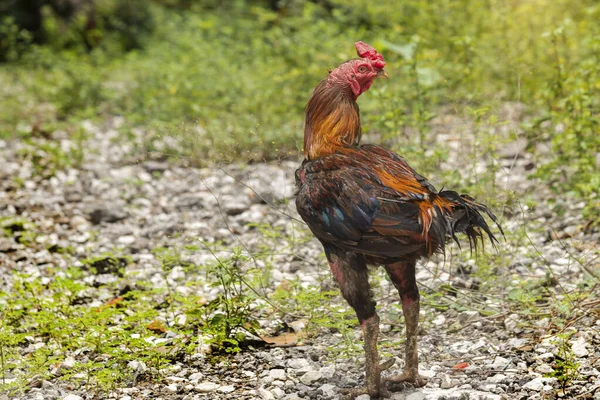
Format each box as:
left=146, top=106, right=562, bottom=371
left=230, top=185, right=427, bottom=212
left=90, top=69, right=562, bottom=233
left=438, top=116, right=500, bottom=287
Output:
left=295, top=42, right=502, bottom=398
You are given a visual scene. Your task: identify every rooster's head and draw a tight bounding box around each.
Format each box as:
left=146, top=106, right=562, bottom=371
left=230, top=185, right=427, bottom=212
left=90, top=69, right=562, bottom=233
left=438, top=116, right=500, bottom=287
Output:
left=327, top=41, right=387, bottom=99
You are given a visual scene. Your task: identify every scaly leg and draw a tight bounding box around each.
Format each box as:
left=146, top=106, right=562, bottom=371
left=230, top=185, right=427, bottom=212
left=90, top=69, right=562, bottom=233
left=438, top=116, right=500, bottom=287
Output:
left=383, top=260, right=427, bottom=388
left=324, top=246, right=393, bottom=399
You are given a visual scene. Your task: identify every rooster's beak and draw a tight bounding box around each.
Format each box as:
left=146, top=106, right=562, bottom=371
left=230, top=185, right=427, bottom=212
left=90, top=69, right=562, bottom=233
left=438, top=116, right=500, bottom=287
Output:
left=376, top=69, right=389, bottom=79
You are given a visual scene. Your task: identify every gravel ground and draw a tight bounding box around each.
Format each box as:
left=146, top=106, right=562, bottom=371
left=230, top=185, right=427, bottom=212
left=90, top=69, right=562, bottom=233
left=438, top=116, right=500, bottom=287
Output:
left=0, top=114, right=598, bottom=400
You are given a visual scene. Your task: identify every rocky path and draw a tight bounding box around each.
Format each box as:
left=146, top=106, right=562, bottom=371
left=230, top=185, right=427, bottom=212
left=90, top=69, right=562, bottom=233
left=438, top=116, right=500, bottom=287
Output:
left=0, top=116, right=598, bottom=400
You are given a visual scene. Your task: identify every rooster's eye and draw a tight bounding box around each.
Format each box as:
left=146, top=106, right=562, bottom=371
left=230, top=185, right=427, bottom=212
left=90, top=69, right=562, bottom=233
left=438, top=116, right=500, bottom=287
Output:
left=358, top=66, right=368, bottom=73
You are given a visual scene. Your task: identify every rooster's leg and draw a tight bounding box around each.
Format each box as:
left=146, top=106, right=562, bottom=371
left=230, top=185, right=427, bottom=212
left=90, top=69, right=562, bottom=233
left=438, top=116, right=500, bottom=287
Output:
left=324, top=246, right=392, bottom=398
left=383, top=260, right=427, bottom=388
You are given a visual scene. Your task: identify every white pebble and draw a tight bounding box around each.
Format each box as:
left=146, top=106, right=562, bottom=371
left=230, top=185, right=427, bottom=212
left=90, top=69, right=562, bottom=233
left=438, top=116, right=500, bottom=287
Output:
left=522, top=377, right=556, bottom=391
left=63, top=395, right=83, bottom=400
left=269, top=369, right=286, bottom=380
left=194, top=382, right=219, bottom=392
left=299, top=370, right=322, bottom=385
left=218, top=385, right=235, bottom=393
left=571, top=337, right=589, bottom=357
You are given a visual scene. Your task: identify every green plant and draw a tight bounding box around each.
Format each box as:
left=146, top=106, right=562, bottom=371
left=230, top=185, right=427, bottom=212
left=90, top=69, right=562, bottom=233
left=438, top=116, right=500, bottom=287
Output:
left=0, top=217, right=37, bottom=245
left=198, top=246, right=260, bottom=353
left=0, top=16, right=33, bottom=62
left=0, top=262, right=190, bottom=396
left=545, top=332, right=580, bottom=390
left=18, top=139, right=73, bottom=178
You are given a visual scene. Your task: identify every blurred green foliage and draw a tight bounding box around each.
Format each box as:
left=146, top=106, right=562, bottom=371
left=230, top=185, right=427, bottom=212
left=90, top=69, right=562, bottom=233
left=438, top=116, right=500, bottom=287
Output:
left=0, top=0, right=598, bottom=218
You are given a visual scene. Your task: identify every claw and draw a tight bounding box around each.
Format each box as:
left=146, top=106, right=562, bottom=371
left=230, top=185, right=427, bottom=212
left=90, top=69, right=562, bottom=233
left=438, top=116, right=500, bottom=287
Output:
left=338, top=359, right=394, bottom=398
left=379, top=358, right=395, bottom=371
left=384, top=370, right=427, bottom=388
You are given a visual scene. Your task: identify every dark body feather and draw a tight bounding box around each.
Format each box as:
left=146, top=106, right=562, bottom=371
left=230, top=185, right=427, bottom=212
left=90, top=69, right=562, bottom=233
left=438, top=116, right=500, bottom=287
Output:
left=296, top=144, right=501, bottom=264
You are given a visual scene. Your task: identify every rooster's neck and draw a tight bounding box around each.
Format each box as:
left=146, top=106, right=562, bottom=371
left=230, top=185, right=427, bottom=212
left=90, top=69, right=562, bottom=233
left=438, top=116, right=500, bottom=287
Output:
left=303, top=79, right=361, bottom=160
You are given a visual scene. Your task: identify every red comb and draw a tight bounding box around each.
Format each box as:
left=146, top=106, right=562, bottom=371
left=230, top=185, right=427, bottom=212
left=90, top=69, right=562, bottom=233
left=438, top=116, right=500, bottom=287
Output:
left=355, top=41, right=386, bottom=69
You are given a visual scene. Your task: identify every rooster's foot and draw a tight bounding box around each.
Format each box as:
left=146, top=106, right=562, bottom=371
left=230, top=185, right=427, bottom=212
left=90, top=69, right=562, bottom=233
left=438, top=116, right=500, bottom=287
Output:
left=384, top=369, right=427, bottom=388
left=340, top=359, right=395, bottom=399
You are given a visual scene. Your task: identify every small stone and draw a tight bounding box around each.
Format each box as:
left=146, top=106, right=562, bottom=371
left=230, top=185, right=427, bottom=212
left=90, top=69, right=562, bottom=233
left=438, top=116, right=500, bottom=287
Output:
left=490, top=356, right=511, bottom=369
left=258, top=387, right=275, bottom=400
left=127, top=360, right=147, bottom=373
left=299, top=370, right=323, bottom=385
left=260, top=376, right=274, bottom=386
left=432, top=314, right=446, bottom=326
left=535, top=364, right=554, bottom=374
left=318, top=383, right=337, bottom=397
left=166, top=383, right=178, bottom=393
left=420, top=369, right=436, bottom=379
left=143, top=161, right=169, bottom=173
left=218, top=385, right=235, bottom=393
left=271, top=387, right=285, bottom=399
left=222, top=199, right=249, bottom=216
left=175, top=195, right=205, bottom=209
left=504, top=313, right=520, bottom=332
left=440, top=373, right=457, bottom=389
left=88, top=204, right=127, bottom=224
left=296, top=365, right=317, bottom=377
left=458, top=310, right=479, bottom=324
left=61, top=356, right=76, bottom=369
left=538, top=352, right=554, bottom=361
left=194, top=382, right=219, bottom=392
left=571, top=337, right=589, bottom=357
left=405, top=392, right=426, bottom=400
left=535, top=318, right=550, bottom=329
left=188, top=372, right=204, bottom=382
left=69, top=215, right=89, bottom=230
left=469, top=338, right=488, bottom=352
left=507, top=338, right=529, bottom=348
left=269, top=369, right=286, bottom=381
left=356, top=395, right=371, bottom=400
left=118, top=235, right=136, bottom=245
left=287, top=358, right=310, bottom=370
left=522, top=377, right=556, bottom=391
left=63, top=395, right=83, bottom=400
left=319, top=366, right=335, bottom=379
left=341, top=375, right=357, bottom=387
left=288, top=320, right=306, bottom=332
left=487, top=373, right=507, bottom=383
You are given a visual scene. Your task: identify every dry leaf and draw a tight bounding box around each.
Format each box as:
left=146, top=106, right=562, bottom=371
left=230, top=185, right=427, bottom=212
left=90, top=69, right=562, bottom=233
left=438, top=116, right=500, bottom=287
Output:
left=260, top=332, right=300, bottom=347
left=518, top=345, right=534, bottom=352
left=275, top=280, right=293, bottom=292
left=104, top=296, right=125, bottom=308
left=147, top=320, right=167, bottom=334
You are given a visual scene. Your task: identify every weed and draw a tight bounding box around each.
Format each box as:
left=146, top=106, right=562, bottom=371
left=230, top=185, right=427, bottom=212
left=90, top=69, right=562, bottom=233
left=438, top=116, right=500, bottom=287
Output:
left=545, top=332, right=580, bottom=390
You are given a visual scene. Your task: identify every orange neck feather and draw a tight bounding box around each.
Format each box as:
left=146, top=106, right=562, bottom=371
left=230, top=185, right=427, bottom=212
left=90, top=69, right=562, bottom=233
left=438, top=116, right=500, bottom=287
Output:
left=303, top=79, right=361, bottom=160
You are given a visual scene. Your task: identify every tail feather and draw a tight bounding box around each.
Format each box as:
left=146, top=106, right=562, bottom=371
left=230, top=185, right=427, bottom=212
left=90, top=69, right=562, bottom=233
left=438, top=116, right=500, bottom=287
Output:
left=439, top=190, right=504, bottom=252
